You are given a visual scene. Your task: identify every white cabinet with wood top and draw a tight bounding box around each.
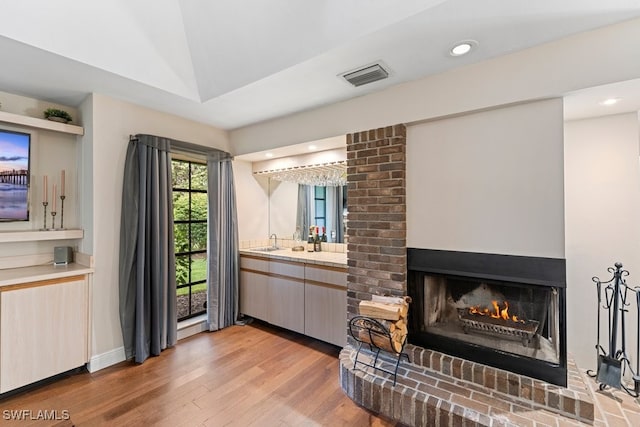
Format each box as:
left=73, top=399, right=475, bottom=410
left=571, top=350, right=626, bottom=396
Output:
left=0, top=274, right=89, bottom=393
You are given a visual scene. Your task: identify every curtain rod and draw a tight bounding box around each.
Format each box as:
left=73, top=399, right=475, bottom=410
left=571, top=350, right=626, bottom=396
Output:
left=130, top=134, right=232, bottom=159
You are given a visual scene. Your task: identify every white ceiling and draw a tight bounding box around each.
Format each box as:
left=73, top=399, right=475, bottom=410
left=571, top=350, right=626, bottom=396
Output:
left=1, top=0, right=640, bottom=133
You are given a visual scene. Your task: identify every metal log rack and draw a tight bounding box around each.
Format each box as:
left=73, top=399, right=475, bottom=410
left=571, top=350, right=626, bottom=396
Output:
left=348, top=316, right=410, bottom=386
left=588, top=262, right=640, bottom=396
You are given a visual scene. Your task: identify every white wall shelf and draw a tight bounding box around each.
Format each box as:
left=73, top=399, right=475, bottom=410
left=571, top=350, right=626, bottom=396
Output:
left=0, top=229, right=83, bottom=243
left=0, top=110, right=84, bottom=136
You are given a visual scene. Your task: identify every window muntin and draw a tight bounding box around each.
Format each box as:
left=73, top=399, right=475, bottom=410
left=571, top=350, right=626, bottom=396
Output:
left=172, top=160, right=207, bottom=321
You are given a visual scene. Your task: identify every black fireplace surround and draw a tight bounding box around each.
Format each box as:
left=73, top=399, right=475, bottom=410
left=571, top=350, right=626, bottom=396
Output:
left=407, top=248, right=567, bottom=387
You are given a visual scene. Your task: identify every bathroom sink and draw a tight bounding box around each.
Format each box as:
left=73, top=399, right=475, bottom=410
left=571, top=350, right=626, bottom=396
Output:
left=251, top=247, right=281, bottom=252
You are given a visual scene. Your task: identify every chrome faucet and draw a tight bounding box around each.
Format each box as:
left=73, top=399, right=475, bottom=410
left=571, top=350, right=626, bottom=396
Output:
left=269, top=233, right=277, bottom=249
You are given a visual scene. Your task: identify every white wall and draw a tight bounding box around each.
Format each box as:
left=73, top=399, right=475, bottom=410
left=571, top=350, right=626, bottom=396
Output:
left=564, top=112, right=640, bottom=371
left=233, top=159, right=269, bottom=242
left=82, top=93, right=229, bottom=361
left=406, top=99, right=565, bottom=258
left=232, top=164, right=299, bottom=243
left=269, top=180, right=298, bottom=239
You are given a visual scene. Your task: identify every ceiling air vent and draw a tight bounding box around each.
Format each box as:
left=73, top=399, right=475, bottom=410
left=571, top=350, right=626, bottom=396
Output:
left=342, top=63, right=388, bottom=87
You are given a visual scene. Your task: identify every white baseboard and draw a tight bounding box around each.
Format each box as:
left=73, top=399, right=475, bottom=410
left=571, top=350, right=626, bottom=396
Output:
left=87, top=319, right=207, bottom=373
left=87, top=346, right=126, bottom=373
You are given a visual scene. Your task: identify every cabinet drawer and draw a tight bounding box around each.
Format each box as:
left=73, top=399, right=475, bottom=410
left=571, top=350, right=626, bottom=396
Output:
left=240, top=255, right=270, bottom=273
left=270, top=260, right=304, bottom=279
left=304, top=265, right=347, bottom=288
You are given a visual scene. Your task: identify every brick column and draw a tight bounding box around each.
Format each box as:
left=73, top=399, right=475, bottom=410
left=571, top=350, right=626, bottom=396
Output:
left=346, top=124, right=407, bottom=326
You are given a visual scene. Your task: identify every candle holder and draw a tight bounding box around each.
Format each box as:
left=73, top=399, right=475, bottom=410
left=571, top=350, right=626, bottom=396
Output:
left=51, top=211, right=57, bottom=230
left=60, top=195, right=66, bottom=229
left=41, top=201, right=48, bottom=230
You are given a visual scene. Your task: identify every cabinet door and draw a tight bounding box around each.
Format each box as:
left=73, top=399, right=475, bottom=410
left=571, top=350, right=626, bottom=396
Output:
left=239, top=270, right=269, bottom=321
left=305, top=283, right=347, bottom=347
left=0, top=276, right=88, bottom=393
left=304, top=265, right=347, bottom=347
left=268, top=276, right=305, bottom=334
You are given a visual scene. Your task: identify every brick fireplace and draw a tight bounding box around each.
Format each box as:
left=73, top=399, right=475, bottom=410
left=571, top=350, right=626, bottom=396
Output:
left=339, top=124, right=591, bottom=426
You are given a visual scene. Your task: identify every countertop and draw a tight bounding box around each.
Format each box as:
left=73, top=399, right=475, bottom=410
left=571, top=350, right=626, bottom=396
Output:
left=0, top=263, right=94, bottom=287
left=240, top=248, right=347, bottom=268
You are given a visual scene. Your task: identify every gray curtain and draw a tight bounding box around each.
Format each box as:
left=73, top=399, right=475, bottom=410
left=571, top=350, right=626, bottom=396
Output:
left=326, top=185, right=345, bottom=243
left=119, top=134, right=177, bottom=363
left=207, top=152, right=239, bottom=331
left=296, top=184, right=313, bottom=238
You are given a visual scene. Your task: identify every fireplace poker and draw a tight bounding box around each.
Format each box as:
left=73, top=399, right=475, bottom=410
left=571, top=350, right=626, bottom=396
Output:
left=636, top=288, right=640, bottom=394
left=596, top=263, right=624, bottom=390
left=591, top=280, right=604, bottom=372
left=617, top=284, right=638, bottom=396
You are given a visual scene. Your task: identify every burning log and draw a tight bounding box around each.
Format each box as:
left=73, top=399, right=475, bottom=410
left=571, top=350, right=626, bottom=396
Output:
left=458, top=301, right=540, bottom=347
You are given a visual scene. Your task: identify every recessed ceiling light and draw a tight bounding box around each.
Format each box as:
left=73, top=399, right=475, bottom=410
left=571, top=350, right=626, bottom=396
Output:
left=450, top=40, right=477, bottom=57
left=308, top=145, right=317, bottom=151
left=599, top=98, right=620, bottom=106
left=265, top=152, right=274, bottom=158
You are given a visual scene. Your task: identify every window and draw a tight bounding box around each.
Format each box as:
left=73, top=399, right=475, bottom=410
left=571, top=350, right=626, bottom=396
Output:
left=314, top=186, right=326, bottom=230
left=172, top=159, right=207, bottom=321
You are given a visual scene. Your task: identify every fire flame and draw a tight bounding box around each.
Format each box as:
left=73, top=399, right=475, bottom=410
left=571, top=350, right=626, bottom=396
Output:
left=468, top=300, right=525, bottom=323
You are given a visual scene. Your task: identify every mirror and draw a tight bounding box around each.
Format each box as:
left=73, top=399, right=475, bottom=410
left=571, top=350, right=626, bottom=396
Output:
left=239, top=136, right=348, bottom=244
left=268, top=178, right=347, bottom=243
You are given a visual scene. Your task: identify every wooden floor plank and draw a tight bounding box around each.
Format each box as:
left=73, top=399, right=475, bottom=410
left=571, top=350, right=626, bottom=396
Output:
left=0, top=321, right=400, bottom=426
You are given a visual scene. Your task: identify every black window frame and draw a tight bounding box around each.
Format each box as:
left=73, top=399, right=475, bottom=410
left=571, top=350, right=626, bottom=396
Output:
left=314, top=185, right=326, bottom=230
left=172, top=159, right=208, bottom=321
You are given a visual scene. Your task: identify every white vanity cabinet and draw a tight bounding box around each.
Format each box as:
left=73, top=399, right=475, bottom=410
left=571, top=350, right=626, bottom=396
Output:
left=239, top=252, right=347, bottom=347
left=0, top=274, right=89, bottom=393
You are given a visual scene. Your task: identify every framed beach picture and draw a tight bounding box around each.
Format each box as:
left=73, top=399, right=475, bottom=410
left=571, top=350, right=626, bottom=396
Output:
left=0, top=129, right=30, bottom=221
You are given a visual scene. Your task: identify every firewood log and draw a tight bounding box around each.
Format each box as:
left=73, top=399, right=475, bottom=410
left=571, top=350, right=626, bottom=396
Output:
left=357, top=329, right=403, bottom=353
left=370, top=294, right=412, bottom=304
left=358, top=329, right=396, bottom=353
left=378, top=319, right=396, bottom=332
left=371, top=295, right=406, bottom=305
left=395, top=321, right=408, bottom=336
left=359, top=300, right=402, bottom=320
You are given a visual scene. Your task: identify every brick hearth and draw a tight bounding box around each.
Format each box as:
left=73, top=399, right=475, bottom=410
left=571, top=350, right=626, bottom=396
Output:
left=339, top=344, right=595, bottom=426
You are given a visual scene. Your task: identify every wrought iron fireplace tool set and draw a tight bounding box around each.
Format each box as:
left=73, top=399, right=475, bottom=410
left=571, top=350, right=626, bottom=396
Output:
left=589, top=262, right=640, bottom=396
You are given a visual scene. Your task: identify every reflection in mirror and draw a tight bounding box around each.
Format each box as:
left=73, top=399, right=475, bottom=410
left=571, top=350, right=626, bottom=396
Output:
left=256, top=144, right=348, bottom=243
left=268, top=179, right=348, bottom=243
left=296, top=184, right=346, bottom=243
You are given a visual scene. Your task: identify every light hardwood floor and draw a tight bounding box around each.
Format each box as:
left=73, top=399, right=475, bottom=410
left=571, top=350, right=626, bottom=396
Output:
left=0, top=321, right=400, bottom=427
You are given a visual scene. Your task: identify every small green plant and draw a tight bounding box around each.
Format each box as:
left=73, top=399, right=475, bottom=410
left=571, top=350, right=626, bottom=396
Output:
left=43, top=108, right=72, bottom=122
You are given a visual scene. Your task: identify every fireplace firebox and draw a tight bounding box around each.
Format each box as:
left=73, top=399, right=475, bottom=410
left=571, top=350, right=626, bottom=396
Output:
left=407, top=248, right=567, bottom=386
